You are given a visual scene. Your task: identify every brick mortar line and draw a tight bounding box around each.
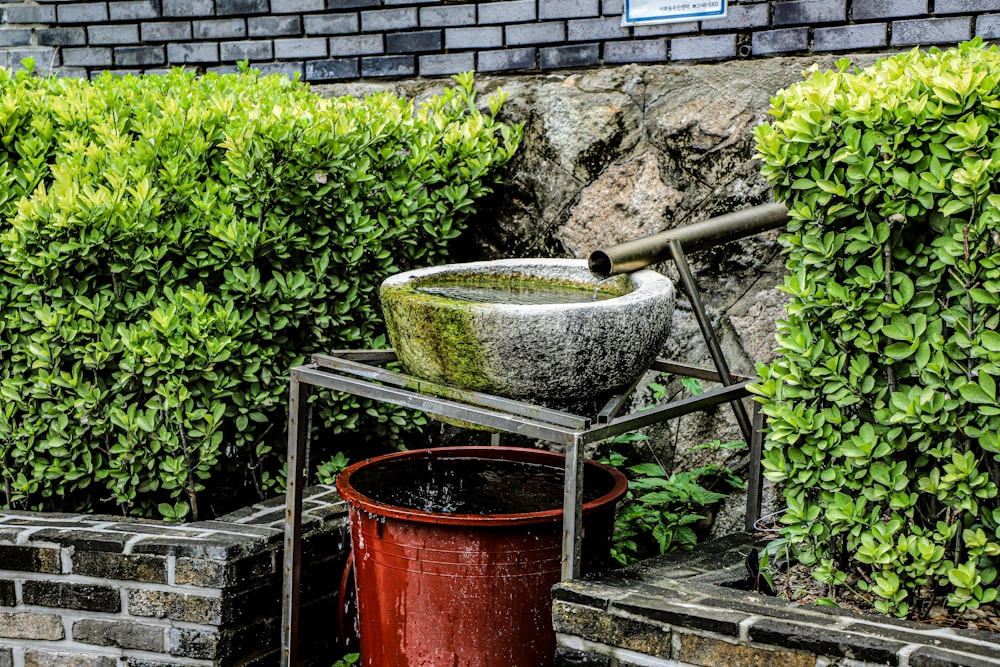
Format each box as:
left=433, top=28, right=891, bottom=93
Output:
left=299, top=510, right=350, bottom=525
left=1, top=604, right=225, bottom=631
left=738, top=614, right=756, bottom=642
left=119, top=531, right=271, bottom=554
left=165, top=554, right=176, bottom=587
left=0, top=515, right=90, bottom=524
left=111, top=525, right=217, bottom=537
left=10, top=528, right=49, bottom=547
left=605, top=600, right=747, bottom=638
left=226, top=506, right=290, bottom=524
left=896, top=642, right=922, bottom=667
left=0, top=525, right=117, bottom=539
left=121, top=533, right=147, bottom=556
left=59, top=547, right=72, bottom=575
left=672, top=581, right=844, bottom=623
left=0, top=516, right=260, bottom=535
left=227, top=502, right=345, bottom=523
left=670, top=629, right=681, bottom=662
left=2, top=521, right=223, bottom=537
left=187, top=526, right=283, bottom=540
left=117, top=587, right=128, bottom=626
left=4, top=525, right=253, bottom=545
left=302, top=498, right=348, bottom=509
left=603, top=604, right=714, bottom=634
left=0, top=639, right=214, bottom=667
left=556, top=632, right=681, bottom=666
left=0, top=569, right=228, bottom=596
left=674, top=624, right=767, bottom=646
left=694, top=589, right=991, bottom=650
left=744, top=611, right=984, bottom=647
left=842, top=615, right=999, bottom=650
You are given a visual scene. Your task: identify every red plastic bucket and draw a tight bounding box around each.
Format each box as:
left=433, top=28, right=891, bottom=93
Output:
left=335, top=446, right=628, bottom=667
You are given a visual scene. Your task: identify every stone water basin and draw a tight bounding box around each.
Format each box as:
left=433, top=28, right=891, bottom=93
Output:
left=379, top=258, right=675, bottom=407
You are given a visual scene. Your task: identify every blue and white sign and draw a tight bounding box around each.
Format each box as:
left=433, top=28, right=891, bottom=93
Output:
left=623, top=0, right=727, bottom=25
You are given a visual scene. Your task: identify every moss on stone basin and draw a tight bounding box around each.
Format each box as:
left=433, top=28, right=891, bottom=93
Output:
left=380, top=259, right=675, bottom=406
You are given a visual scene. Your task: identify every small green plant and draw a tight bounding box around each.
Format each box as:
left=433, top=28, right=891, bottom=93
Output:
left=611, top=445, right=744, bottom=565
left=600, top=378, right=746, bottom=565
left=316, top=452, right=351, bottom=485
left=754, top=39, right=1000, bottom=617
left=332, top=654, right=360, bottom=667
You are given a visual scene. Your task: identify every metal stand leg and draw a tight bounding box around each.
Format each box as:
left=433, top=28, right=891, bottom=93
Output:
left=281, top=369, right=311, bottom=667
left=561, top=435, right=584, bottom=580
left=668, top=239, right=753, bottom=443
left=746, top=401, right=766, bottom=532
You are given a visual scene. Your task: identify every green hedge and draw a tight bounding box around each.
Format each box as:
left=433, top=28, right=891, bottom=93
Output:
left=0, top=64, right=520, bottom=520
left=753, top=41, right=1000, bottom=616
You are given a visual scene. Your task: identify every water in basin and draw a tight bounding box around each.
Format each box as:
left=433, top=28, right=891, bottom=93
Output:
left=416, top=280, right=619, bottom=305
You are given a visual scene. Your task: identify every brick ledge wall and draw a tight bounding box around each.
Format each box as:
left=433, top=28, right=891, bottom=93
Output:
left=0, top=485, right=349, bottom=667
left=0, top=1, right=999, bottom=81
left=553, top=533, right=1000, bottom=667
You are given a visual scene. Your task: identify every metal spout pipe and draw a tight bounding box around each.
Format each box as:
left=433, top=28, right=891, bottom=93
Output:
left=588, top=202, right=790, bottom=277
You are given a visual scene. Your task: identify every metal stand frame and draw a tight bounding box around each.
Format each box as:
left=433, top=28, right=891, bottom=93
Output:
left=279, top=350, right=759, bottom=666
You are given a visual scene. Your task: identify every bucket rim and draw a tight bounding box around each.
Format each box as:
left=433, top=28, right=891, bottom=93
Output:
left=335, top=446, right=628, bottom=527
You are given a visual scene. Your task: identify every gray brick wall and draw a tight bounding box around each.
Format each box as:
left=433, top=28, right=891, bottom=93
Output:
left=360, top=7, right=417, bottom=31
left=978, top=13, right=1000, bottom=39
left=814, top=21, right=887, bottom=50
left=248, top=15, right=300, bottom=37
left=540, top=42, right=599, bottom=68
left=604, top=38, right=666, bottom=63
left=0, top=2, right=994, bottom=107
left=0, top=487, right=349, bottom=667
left=419, top=4, right=475, bottom=27
left=419, top=51, right=474, bottom=75
left=57, top=3, right=110, bottom=24
left=478, top=0, right=536, bottom=24
left=193, top=19, right=246, bottom=40
left=852, top=0, right=926, bottom=20
left=446, top=26, right=503, bottom=50
left=478, top=46, right=534, bottom=71
left=773, top=0, right=847, bottom=26
left=540, top=0, right=600, bottom=20
left=671, top=33, right=736, bottom=60
left=3, top=5, right=57, bottom=24
left=751, top=27, right=808, bottom=55
left=892, top=16, right=973, bottom=46
left=506, top=21, right=566, bottom=46
left=107, top=1, right=159, bottom=22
